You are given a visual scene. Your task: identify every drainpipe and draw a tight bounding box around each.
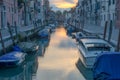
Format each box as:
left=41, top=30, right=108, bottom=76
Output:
left=7, top=23, right=15, bottom=46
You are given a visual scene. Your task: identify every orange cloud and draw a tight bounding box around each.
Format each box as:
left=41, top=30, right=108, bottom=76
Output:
left=50, top=0, right=78, bottom=9
left=55, top=2, right=76, bottom=8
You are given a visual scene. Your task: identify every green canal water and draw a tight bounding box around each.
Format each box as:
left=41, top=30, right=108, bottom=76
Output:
left=0, top=26, right=93, bottom=80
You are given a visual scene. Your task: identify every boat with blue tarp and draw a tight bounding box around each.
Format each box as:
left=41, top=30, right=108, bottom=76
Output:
left=93, top=52, right=120, bottom=80
left=38, top=29, right=50, bottom=38
left=0, top=51, right=26, bottom=67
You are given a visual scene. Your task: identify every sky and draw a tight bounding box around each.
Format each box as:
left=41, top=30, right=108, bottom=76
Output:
left=49, top=0, right=78, bottom=11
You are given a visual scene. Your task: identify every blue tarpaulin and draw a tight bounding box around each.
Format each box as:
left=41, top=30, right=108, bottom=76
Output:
left=0, top=51, right=26, bottom=67
left=13, top=45, right=22, bottom=52
left=38, top=29, right=49, bottom=38
left=0, top=51, right=24, bottom=62
left=93, top=52, right=120, bottom=79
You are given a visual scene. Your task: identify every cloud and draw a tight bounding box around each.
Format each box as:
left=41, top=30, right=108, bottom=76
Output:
left=49, top=0, right=78, bottom=9
left=65, top=0, right=74, bottom=3
left=51, top=5, right=70, bottom=12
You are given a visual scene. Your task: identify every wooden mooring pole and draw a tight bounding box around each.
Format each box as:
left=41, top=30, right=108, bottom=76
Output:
left=103, top=21, right=108, bottom=40
left=108, top=20, right=113, bottom=42
left=0, top=30, right=6, bottom=54
left=116, top=29, right=120, bottom=52
left=7, top=23, right=15, bottom=46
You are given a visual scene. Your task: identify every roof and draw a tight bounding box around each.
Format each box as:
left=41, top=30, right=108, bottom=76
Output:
left=80, top=38, right=112, bottom=52
left=79, top=38, right=115, bottom=57
left=80, top=38, right=108, bottom=46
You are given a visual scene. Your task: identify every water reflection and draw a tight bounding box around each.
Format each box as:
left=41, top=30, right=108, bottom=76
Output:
left=49, top=27, right=76, bottom=49
left=25, top=54, right=38, bottom=80
left=0, top=53, right=38, bottom=80
left=37, top=38, right=50, bottom=56
left=0, top=66, right=24, bottom=80
left=34, top=26, right=85, bottom=80
left=76, top=59, right=93, bottom=80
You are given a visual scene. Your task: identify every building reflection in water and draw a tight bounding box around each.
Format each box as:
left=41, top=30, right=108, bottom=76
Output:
left=0, top=66, right=24, bottom=80
left=24, top=54, right=39, bottom=80
left=0, top=31, right=50, bottom=80
left=37, top=38, right=50, bottom=56
left=0, top=53, right=39, bottom=80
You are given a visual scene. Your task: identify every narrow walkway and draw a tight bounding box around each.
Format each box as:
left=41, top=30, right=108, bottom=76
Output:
left=84, top=23, right=119, bottom=46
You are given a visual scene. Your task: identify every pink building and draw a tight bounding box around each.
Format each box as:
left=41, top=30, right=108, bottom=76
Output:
left=0, top=0, right=19, bottom=29
left=18, top=3, right=25, bottom=27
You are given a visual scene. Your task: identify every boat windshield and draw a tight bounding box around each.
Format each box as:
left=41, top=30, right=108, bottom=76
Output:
left=86, top=43, right=111, bottom=51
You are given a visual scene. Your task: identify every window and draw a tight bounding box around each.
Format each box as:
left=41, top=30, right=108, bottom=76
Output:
left=86, top=43, right=111, bottom=51
left=116, top=11, right=119, bottom=20
left=109, top=14, right=111, bottom=20
left=14, top=0, right=16, bottom=13
left=12, top=7, right=14, bottom=13
left=1, top=6, right=7, bottom=28
left=113, top=0, right=115, bottom=4
left=3, top=6, right=6, bottom=11
left=113, top=13, right=115, bottom=20
left=109, top=0, right=111, bottom=5
left=104, top=15, right=106, bottom=21
left=9, top=7, right=10, bottom=12
left=38, top=9, right=41, bottom=13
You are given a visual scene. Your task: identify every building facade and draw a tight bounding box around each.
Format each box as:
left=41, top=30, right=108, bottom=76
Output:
left=0, top=0, right=19, bottom=29
left=65, top=0, right=117, bottom=43
left=74, top=0, right=116, bottom=28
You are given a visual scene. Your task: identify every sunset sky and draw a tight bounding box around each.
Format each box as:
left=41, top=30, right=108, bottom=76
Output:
left=49, top=0, right=78, bottom=11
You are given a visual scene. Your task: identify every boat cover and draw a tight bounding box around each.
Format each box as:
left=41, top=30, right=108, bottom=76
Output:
left=93, top=52, right=120, bottom=79
left=18, top=42, right=37, bottom=52
left=38, top=29, right=49, bottom=37
left=13, top=45, right=22, bottom=52
left=0, top=51, right=25, bottom=62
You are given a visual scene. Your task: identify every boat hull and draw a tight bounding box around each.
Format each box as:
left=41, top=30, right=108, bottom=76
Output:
left=79, top=50, right=96, bottom=68
left=78, top=45, right=97, bottom=68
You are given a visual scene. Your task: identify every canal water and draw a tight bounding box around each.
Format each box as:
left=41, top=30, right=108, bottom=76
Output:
left=0, top=26, right=92, bottom=80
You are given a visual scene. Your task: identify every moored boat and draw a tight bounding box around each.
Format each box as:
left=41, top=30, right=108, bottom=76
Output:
left=93, top=52, right=120, bottom=80
left=78, top=38, right=115, bottom=68
left=38, top=29, right=50, bottom=38
left=0, top=51, right=26, bottom=67
left=18, top=42, right=39, bottom=53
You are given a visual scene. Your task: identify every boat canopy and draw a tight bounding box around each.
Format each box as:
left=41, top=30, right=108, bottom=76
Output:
left=93, top=52, right=120, bottom=79
left=0, top=51, right=25, bottom=62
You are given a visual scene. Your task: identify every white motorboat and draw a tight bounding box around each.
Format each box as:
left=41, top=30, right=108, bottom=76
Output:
left=78, top=38, right=115, bottom=68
